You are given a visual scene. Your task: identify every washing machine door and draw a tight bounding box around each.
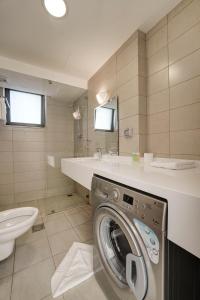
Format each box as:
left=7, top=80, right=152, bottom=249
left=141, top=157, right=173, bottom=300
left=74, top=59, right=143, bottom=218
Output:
left=94, top=205, right=148, bottom=300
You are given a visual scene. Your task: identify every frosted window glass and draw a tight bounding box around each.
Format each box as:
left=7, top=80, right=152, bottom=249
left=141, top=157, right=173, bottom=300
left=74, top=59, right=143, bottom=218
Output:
left=10, top=90, right=42, bottom=125
left=95, top=107, right=113, bottom=131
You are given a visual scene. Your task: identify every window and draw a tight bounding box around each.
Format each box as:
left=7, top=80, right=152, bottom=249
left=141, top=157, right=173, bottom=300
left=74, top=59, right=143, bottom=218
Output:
left=5, top=89, right=45, bottom=127
left=94, top=106, right=114, bottom=131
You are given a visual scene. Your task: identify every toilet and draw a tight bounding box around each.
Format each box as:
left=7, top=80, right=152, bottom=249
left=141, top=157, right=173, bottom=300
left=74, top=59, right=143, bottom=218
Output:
left=0, top=207, right=38, bottom=261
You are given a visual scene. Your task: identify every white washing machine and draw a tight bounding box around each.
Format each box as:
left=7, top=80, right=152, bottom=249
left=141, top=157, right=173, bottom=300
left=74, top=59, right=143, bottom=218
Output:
left=91, top=175, right=167, bottom=300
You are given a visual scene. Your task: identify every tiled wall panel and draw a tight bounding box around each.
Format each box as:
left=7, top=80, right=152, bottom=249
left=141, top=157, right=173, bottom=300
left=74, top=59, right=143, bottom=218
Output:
left=0, top=90, right=75, bottom=205
left=147, top=0, right=200, bottom=159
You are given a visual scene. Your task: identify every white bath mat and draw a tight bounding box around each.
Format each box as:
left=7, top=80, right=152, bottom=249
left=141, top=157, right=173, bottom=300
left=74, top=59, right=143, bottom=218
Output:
left=51, top=242, right=99, bottom=298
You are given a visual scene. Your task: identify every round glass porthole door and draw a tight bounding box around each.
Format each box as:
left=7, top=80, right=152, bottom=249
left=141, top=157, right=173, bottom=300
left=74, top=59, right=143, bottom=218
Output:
left=95, top=206, right=148, bottom=300
left=99, top=215, right=133, bottom=285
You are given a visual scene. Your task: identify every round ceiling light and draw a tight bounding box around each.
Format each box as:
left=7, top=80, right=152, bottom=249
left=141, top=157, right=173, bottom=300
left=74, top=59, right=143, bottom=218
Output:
left=43, top=0, right=67, bottom=18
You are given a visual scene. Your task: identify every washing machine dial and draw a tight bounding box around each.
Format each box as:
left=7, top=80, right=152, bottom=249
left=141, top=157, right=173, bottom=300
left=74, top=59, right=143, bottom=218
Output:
left=111, top=189, right=119, bottom=201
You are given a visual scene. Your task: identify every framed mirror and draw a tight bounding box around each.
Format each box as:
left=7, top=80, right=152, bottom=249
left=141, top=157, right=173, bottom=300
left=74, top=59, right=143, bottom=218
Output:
left=94, top=96, right=118, bottom=132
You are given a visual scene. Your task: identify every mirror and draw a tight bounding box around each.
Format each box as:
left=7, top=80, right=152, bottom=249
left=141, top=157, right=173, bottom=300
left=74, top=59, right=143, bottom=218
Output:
left=94, top=96, right=118, bottom=132
left=93, top=96, right=119, bottom=154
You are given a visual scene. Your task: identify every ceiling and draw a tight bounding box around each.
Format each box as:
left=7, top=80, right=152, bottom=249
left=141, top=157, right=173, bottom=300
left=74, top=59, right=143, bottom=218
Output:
left=0, top=0, right=181, bottom=83
left=0, top=69, right=85, bottom=103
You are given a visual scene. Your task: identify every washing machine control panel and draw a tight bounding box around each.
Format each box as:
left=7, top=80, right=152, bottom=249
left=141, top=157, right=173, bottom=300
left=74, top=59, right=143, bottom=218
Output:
left=92, top=175, right=167, bottom=232
left=134, top=218, right=160, bottom=264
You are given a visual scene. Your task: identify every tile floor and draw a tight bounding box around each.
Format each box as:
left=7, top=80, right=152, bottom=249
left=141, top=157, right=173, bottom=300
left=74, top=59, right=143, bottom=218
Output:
left=0, top=194, right=107, bottom=300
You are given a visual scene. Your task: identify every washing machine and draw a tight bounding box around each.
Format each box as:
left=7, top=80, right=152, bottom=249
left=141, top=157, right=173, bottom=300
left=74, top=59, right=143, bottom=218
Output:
left=91, top=175, right=167, bottom=300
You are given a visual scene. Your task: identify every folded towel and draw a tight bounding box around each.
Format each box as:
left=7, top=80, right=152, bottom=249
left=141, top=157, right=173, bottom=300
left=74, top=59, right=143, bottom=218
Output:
left=150, top=160, right=196, bottom=170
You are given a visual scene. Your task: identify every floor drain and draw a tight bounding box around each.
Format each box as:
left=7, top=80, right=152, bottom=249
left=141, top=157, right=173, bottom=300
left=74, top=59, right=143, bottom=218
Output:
left=32, top=223, right=45, bottom=232
left=48, top=210, right=56, bottom=215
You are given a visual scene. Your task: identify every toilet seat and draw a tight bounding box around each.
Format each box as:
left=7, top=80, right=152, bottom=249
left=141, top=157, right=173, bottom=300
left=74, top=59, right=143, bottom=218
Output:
left=0, top=207, right=38, bottom=261
left=0, top=207, right=38, bottom=234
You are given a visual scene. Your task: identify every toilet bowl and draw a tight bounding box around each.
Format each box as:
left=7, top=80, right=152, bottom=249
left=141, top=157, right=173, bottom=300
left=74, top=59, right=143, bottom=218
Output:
left=0, top=207, right=38, bottom=261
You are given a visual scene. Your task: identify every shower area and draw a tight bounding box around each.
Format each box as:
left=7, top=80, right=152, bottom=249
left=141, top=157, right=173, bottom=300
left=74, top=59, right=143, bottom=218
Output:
left=73, top=92, right=89, bottom=158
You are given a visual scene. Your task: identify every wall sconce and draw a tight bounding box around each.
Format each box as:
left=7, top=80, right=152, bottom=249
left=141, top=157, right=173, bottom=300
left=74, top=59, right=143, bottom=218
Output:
left=72, top=106, right=81, bottom=120
left=96, top=91, right=109, bottom=105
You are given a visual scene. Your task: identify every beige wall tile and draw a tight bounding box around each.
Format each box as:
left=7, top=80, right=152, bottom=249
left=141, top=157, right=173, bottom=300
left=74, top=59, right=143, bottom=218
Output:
left=0, top=173, right=13, bottom=184
left=148, top=68, right=168, bottom=95
left=116, top=37, right=138, bottom=71
left=146, top=26, right=167, bottom=57
left=0, top=141, right=12, bottom=152
left=0, top=152, right=13, bottom=162
left=147, top=16, right=167, bottom=39
left=0, top=127, right=12, bottom=141
left=13, top=152, right=45, bottom=162
left=147, top=111, right=169, bottom=134
left=14, top=161, right=46, bottom=173
left=118, top=77, right=139, bottom=101
left=168, top=0, right=193, bottom=21
left=15, top=190, right=45, bottom=203
left=138, top=56, right=146, bottom=77
left=170, top=129, right=200, bottom=155
left=169, top=49, right=200, bottom=86
left=13, top=141, right=45, bottom=152
left=119, top=97, right=139, bottom=119
left=170, top=76, right=200, bottom=108
left=138, top=76, right=146, bottom=96
left=117, top=58, right=138, bottom=87
left=147, top=89, right=169, bottom=114
left=147, top=47, right=168, bottom=76
left=138, top=96, right=147, bottom=115
left=14, top=171, right=46, bottom=183
left=14, top=180, right=46, bottom=193
left=0, top=183, right=14, bottom=196
left=119, top=115, right=139, bottom=135
left=0, top=194, right=14, bottom=205
left=0, top=162, right=13, bottom=174
left=119, top=135, right=139, bottom=154
left=169, top=22, right=200, bottom=64
left=170, top=103, right=200, bottom=131
left=13, top=128, right=45, bottom=142
left=168, top=0, right=200, bottom=41
left=147, top=133, right=170, bottom=154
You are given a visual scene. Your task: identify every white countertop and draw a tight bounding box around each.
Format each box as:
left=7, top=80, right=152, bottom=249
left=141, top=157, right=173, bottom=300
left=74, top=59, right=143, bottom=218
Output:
left=61, top=156, right=200, bottom=258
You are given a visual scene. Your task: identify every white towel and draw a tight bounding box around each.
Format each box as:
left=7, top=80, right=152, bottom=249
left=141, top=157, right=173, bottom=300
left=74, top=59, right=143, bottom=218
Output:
left=150, top=160, right=196, bottom=170
left=51, top=242, right=101, bottom=298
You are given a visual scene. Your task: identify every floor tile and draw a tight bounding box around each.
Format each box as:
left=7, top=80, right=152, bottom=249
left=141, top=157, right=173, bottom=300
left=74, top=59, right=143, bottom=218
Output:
left=0, top=276, right=12, bottom=300
left=0, top=253, right=14, bottom=279
left=11, top=258, right=55, bottom=300
left=66, top=211, right=91, bottom=227
left=14, top=237, right=51, bottom=272
left=41, top=294, right=63, bottom=300
left=74, top=222, right=93, bottom=242
left=63, top=276, right=107, bottom=300
left=44, top=213, right=72, bottom=236
left=48, top=228, right=80, bottom=256
left=16, top=228, right=46, bottom=246
left=64, top=205, right=86, bottom=216
left=53, top=252, right=66, bottom=267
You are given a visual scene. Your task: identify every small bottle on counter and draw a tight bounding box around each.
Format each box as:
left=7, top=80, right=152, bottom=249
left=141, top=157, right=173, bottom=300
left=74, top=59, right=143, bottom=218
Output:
left=132, top=152, right=140, bottom=162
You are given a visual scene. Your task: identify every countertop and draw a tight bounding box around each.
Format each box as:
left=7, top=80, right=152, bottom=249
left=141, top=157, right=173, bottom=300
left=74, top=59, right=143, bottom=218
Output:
left=61, top=156, right=200, bottom=258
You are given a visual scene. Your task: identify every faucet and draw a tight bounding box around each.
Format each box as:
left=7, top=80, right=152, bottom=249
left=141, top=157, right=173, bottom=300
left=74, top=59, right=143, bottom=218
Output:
left=96, top=147, right=103, bottom=160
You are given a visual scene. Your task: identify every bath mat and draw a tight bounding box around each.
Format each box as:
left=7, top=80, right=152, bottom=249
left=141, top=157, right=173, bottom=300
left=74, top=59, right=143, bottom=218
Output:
left=51, top=242, right=100, bottom=298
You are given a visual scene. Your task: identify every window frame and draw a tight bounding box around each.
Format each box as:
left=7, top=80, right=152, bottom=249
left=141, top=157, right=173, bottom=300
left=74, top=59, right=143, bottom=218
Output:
left=5, top=88, right=45, bottom=127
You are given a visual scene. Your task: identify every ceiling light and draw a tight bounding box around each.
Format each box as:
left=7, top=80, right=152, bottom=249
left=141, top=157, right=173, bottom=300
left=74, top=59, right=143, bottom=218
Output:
left=43, top=0, right=67, bottom=18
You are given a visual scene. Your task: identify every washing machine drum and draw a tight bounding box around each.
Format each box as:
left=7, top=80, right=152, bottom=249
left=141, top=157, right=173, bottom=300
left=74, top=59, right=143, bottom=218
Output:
left=94, top=206, right=148, bottom=300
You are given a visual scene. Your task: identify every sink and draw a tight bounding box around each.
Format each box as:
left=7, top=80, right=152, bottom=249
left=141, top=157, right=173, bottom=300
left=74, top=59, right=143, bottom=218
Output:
left=61, top=156, right=134, bottom=190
